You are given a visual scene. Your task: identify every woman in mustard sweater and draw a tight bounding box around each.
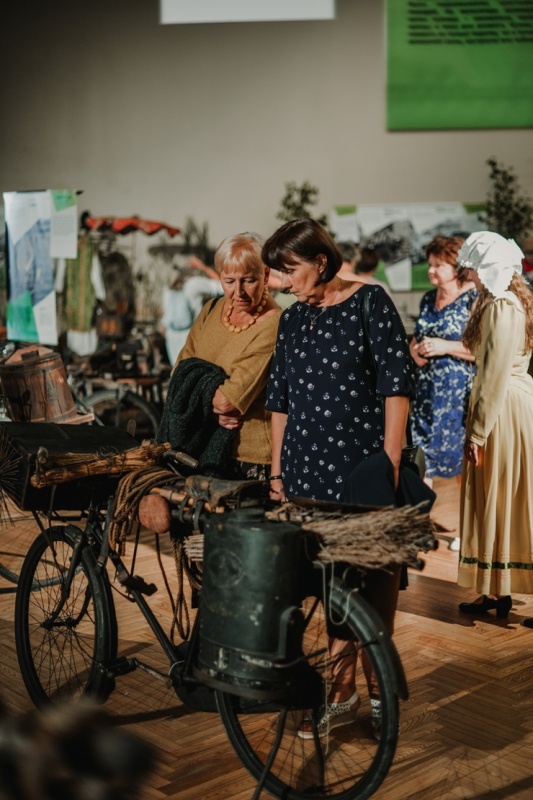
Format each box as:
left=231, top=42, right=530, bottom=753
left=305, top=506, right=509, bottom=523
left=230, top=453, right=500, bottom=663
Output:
left=173, top=233, right=281, bottom=479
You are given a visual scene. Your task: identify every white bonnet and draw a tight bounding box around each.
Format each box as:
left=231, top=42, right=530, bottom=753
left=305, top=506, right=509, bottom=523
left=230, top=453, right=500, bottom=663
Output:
left=458, top=231, right=523, bottom=298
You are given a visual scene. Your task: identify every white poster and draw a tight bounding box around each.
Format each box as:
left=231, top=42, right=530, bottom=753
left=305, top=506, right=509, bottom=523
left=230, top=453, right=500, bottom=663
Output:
left=50, top=190, right=78, bottom=258
left=330, top=202, right=485, bottom=291
left=3, top=190, right=77, bottom=344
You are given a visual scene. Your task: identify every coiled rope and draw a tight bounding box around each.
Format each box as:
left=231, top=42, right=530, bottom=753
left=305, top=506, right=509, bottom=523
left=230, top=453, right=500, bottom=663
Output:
left=108, top=466, right=203, bottom=641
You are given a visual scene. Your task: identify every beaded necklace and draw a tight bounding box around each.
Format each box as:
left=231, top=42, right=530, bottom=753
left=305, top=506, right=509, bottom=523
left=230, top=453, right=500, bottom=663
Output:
left=223, top=287, right=269, bottom=333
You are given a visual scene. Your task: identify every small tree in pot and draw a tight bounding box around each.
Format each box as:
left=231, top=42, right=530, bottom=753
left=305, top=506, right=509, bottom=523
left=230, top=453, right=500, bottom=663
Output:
left=277, top=181, right=329, bottom=228
left=480, top=157, right=533, bottom=243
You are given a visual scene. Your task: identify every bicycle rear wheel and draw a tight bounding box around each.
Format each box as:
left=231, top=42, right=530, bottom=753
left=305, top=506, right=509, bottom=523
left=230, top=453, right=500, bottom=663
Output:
left=217, top=582, right=401, bottom=800
left=84, top=388, right=161, bottom=441
left=14, top=525, right=118, bottom=707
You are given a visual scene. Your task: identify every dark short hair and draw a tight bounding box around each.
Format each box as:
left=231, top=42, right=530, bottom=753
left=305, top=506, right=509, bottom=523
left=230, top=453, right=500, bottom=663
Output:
left=262, top=218, right=342, bottom=284
left=356, top=246, right=379, bottom=275
left=337, top=240, right=357, bottom=263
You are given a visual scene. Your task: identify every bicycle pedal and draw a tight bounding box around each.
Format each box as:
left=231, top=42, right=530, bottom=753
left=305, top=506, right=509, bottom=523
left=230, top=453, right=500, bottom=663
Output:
left=108, top=657, right=138, bottom=676
left=119, top=574, right=158, bottom=596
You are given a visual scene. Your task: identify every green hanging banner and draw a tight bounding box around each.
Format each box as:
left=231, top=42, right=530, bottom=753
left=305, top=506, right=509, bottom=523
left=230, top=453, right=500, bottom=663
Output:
left=387, top=0, right=533, bottom=130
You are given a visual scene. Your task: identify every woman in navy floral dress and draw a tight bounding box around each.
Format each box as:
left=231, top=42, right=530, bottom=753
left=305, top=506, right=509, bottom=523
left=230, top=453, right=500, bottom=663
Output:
left=410, top=236, right=477, bottom=482
left=266, top=281, right=414, bottom=501
left=262, top=219, right=415, bottom=740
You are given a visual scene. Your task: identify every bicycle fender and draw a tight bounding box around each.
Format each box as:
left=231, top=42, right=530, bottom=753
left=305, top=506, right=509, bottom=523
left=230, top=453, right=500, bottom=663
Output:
left=329, top=576, right=409, bottom=701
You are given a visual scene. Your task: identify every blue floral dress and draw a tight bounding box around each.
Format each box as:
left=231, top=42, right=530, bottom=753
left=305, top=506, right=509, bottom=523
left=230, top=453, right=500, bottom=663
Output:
left=411, top=289, right=477, bottom=478
left=265, top=285, right=415, bottom=501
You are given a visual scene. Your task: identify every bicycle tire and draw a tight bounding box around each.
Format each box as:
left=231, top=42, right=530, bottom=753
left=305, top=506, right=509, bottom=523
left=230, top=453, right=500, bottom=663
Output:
left=14, top=525, right=118, bottom=707
left=84, top=388, right=161, bottom=441
left=216, top=579, right=401, bottom=800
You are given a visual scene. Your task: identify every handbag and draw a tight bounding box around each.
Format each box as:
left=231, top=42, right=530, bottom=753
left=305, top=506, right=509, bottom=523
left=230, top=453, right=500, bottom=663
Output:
left=361, top=290, right=426, bottom=481
left=401, top=442, right=426, bottom=480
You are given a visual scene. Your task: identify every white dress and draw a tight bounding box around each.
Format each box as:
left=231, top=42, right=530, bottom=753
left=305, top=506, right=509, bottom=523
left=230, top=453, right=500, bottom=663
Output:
left=160, top=288, right=194, bottom=365
left=458, top=293, right=533, bottom=595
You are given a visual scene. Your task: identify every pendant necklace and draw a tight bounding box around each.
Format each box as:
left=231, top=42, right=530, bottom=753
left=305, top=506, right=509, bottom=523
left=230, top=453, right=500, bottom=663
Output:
left=308, top=284, right=340, bottom=331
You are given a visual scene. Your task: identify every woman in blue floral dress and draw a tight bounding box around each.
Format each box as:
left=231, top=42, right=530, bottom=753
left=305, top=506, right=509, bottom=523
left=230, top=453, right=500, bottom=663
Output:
left=410, top=236, right=477, bottom=483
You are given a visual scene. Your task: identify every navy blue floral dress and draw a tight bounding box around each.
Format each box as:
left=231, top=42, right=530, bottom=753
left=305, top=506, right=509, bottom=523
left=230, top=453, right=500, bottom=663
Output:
left=265, top=285, right=415, bottom=501
left=411, top=289, right=477, bottom=478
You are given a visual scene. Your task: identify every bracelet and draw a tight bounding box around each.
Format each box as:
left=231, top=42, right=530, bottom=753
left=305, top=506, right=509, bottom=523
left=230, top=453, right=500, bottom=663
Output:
left=269, top=474, right=283, bottom=481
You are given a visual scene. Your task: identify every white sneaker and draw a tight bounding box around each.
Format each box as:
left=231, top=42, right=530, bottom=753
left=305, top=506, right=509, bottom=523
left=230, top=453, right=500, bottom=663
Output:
left=298, top=691, right=360, bottom=739
left=449, top=537, right=460, bottom=551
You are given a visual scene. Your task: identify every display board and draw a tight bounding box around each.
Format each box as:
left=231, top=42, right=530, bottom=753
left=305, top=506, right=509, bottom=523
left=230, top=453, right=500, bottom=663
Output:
left=3, top=191, right=77, bottom=345
left=387, top=0, right=533, bottom=130
left=330, top=202, right=485, bottom=291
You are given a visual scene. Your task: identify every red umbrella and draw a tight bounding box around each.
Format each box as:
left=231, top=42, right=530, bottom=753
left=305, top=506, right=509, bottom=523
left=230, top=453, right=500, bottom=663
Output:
left=84, top=215, right=180, bottom=237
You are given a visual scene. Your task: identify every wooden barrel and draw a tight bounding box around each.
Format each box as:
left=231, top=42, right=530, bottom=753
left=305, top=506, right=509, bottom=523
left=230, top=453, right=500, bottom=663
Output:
left=0, top=346, right=79, bottom=424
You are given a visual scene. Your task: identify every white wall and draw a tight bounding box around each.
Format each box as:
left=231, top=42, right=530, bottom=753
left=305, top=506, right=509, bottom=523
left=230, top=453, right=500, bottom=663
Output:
left=1, top=0, right=532, bottom=248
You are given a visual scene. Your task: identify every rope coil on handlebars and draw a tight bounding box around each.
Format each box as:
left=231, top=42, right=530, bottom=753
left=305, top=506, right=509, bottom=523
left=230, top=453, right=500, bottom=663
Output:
left=108, top=467, right=177, bottom=556
left=108, top=465, right=203, bottom=642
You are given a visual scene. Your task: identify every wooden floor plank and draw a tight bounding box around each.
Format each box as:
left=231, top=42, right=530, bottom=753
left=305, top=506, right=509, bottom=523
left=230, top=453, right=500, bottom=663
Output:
left=1, top=478, right=533, bottom=799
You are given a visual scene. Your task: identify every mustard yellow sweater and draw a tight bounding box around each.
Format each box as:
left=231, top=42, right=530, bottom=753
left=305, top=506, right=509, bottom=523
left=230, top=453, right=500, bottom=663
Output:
left=176, top=298, right=281, bottom=464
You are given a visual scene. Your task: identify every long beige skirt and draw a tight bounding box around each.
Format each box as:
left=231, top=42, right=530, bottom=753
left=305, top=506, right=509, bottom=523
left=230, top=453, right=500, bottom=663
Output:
left=458, top=385, right=533, bottom=596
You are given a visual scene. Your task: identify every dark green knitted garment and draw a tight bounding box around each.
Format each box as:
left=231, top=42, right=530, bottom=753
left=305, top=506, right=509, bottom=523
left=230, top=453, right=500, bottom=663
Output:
left=156, top=357, right=237, bottom=478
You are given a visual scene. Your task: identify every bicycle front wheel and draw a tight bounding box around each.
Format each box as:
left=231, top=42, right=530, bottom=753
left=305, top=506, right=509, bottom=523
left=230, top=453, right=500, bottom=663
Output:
left=217, top=583, right=400, bottom=800
left=85, top=388, right=161, bottom=441
left=15, top=525, right=118, bottom=707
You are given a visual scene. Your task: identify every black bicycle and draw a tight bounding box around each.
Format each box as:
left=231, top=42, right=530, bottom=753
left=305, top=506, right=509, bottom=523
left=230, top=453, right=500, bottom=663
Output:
left=66, top=321, right=170, bottom=441
left=12, top=457, right=431, bottom=800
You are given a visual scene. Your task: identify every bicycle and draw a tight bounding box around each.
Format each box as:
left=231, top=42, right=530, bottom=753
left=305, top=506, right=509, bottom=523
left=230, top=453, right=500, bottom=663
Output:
left=69, top=370, right=164, bottom=440
left=67, top=341, right=169, bottom=441
left=12, top=451, right=435, bottom=800
left=64, top=316, right=170, bottom=441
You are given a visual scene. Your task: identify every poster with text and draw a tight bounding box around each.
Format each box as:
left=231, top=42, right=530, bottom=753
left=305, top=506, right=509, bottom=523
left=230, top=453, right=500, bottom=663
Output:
left=387, top=0, right=533, bottom=130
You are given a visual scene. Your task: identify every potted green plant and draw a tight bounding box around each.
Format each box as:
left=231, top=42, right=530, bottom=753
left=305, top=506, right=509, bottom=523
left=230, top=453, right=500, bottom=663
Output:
left=480, top=158, right=533, bottom=243
left=277, top=181, right=329, bottom=228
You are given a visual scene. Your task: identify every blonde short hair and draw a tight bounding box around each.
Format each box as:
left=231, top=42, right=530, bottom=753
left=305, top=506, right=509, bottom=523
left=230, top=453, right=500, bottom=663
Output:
left=214, top=233, right=266, bottom=277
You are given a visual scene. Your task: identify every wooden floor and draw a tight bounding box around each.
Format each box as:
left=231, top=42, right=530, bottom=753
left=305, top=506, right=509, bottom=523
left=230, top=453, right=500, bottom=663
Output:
left=2, top=478, right=533, bottom=800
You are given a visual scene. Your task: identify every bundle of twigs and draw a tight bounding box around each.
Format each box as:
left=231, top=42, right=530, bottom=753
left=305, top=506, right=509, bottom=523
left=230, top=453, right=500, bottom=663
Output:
left=30, top=442, right=172, bottom=488
left=183, top=501, right=437, bottom=569
left=267, top=502, right=437, bottom=571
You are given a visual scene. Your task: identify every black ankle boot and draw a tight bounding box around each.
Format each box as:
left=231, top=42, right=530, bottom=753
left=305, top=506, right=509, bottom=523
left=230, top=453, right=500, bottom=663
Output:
left=522, top=618, right=533, bottom=629
left=459, top=595, right=512, bottom=619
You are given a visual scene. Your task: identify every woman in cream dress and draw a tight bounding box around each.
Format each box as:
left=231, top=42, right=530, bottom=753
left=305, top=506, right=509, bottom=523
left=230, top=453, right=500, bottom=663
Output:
left=456, top=232, right=533, bottom=623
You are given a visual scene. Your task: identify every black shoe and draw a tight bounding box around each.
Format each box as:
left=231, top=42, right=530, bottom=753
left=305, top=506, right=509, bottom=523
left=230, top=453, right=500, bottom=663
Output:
left=459, top=595, right=512, bottom=619
left=521, top=618, right=533, bottom=629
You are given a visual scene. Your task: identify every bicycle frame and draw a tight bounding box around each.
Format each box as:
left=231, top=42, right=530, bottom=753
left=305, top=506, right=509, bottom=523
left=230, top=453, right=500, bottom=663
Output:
left=15, top=473, right=424, bottom=800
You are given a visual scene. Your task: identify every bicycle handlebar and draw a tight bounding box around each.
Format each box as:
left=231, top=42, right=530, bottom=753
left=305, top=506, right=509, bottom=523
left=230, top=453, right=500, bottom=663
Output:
left=160, top=449, right=199, bottom=470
